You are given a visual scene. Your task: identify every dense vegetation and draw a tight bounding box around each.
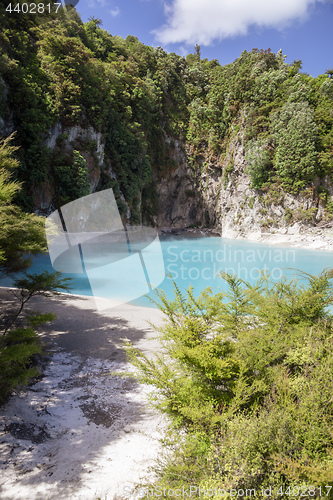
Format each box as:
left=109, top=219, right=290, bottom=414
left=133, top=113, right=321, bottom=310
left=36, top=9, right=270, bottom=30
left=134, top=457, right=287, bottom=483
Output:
left=127, top=272, right=333, bottom=497
left=1, top=1, right=333, bottom=489
left=0, top=0, right=332, bottom=222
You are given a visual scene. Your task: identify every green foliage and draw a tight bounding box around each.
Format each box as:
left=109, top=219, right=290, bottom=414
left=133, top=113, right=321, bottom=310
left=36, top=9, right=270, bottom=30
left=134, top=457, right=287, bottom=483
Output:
left=0, top=12, right=332, bottom=210
left=315, top=186, right=333, bottom=217
left=127, top=270, right=333, bottom=493
left=0, top=326, right=42, bottom=404
left=142, top=180, right=158, bottom=225
left=245, top=138, right=273, bottom=188
left=0, top=134, right=71, bottom=402
left=0, top=310, right=56, bottom=406
left=292, top=207, right=318, bottom=223
left=0, top=269, right=70, bottom=401
left=54, top=149, right=90, bottom=204
left=271, top=102, right=318, bottom=190
left=321, top=78, right=333, bottom=100
left=0, top=135, right=47, bottom=278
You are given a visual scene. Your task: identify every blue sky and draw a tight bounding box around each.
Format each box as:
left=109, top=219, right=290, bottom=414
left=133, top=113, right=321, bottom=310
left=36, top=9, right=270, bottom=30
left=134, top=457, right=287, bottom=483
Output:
left=74, top=0, right=332, bottom=77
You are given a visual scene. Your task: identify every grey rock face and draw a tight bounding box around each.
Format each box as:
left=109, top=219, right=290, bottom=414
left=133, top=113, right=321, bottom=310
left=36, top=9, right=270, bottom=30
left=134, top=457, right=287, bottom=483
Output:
left=4, top=109, right=332, bottom=234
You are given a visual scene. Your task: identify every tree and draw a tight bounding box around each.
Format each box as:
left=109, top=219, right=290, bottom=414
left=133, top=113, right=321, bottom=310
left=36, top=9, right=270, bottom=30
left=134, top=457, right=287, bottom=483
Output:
left=289, top=59, right=302, bottom=76
left=0, top=133, right=71, bottom=320
left=3, top=271, right=71, bottom=334
left=0, top=135, right=47, bottom=279
left=245, top=137, right=273, bottom=188
left=271, top=102, right=318, bottom=190
left=195, top=43, right=201, bottom=60
left=325, top=67, right=333, bottom=79
left=321, top=78, right=333, bottom=100
left=0, top=134, right=71, bottom=403
left=54, top=149, right=90, bottom=205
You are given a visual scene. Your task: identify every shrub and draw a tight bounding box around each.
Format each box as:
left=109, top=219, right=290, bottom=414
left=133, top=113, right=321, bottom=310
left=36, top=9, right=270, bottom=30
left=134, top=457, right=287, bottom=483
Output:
left=0, top=310, right=57, bottom=404
left=127, top=270, right=333, bottom=495
left=0, top=327, right=42, bottom=404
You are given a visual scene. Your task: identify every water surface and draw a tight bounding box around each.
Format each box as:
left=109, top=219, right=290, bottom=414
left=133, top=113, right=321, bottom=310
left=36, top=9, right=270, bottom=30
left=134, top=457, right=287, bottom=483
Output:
left=2, top=236, right=333, bottom=308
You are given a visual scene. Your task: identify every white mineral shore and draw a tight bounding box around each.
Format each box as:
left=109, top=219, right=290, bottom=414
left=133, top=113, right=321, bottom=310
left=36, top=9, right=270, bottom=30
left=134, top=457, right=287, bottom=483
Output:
left=0, top=291, right=168, bottom=500
left=221, top=224, right=333, bottom=252
left=233, top=225, right=333, bottom=252
left=160, top=225, right=333, bottom=252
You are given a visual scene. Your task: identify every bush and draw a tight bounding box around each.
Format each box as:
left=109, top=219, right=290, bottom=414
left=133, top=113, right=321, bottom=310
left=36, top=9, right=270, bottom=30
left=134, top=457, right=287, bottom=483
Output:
left=0, top=325, right=42, bottom=404
left=126, top=271, right=333, bottom=495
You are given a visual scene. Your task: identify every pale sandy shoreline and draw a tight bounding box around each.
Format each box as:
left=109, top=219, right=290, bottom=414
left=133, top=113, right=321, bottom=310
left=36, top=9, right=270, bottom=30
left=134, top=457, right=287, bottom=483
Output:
left=235, top=231, right=333, bottom=252
left=0, top=290, right=167, bottom=500
left=160, top=226, right=333, bottom=252
left=0, top=288, right=166, bottom=358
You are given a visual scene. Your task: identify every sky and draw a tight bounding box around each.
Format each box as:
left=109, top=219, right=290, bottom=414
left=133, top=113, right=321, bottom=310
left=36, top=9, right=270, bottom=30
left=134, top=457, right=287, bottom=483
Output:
left=72, top=0, right=333, bottom=77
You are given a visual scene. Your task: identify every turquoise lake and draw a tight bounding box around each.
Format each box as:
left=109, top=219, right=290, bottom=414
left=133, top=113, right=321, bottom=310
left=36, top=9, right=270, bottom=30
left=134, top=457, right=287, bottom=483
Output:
left=2, top=235, right=333, bottom=308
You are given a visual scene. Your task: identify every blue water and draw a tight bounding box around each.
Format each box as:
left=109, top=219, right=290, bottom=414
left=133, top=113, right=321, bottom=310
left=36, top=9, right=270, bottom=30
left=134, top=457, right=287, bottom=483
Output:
left=2, top=236, right=333, bottom=308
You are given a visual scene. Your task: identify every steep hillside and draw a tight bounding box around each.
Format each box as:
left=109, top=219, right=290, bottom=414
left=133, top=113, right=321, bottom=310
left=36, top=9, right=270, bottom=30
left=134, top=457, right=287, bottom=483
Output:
left=0, top=1, right=332, bottom=235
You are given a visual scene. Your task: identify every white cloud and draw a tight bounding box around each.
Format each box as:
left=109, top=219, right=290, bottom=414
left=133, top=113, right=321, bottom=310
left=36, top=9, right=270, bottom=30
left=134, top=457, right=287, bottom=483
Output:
left=177, top=45, right=189, bottom=57
left=109, top=6, right=120, bottom=16
left=153, top=0, right=325, bottom=45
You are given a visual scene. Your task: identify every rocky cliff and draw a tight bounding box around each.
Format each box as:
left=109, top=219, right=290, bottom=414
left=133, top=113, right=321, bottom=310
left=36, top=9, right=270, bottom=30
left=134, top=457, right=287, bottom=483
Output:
left=156, top=105, right=326, bottom=241
left=155, top=126, right=333, bottom=244
left=217, top=131, right=333, bottom=241
left=30, top=118, right=333, bottom=245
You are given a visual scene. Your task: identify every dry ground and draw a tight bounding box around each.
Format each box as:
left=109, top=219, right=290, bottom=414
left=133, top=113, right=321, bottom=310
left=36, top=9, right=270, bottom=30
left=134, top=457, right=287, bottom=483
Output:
left=0, top=290, right=167, bottom=500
